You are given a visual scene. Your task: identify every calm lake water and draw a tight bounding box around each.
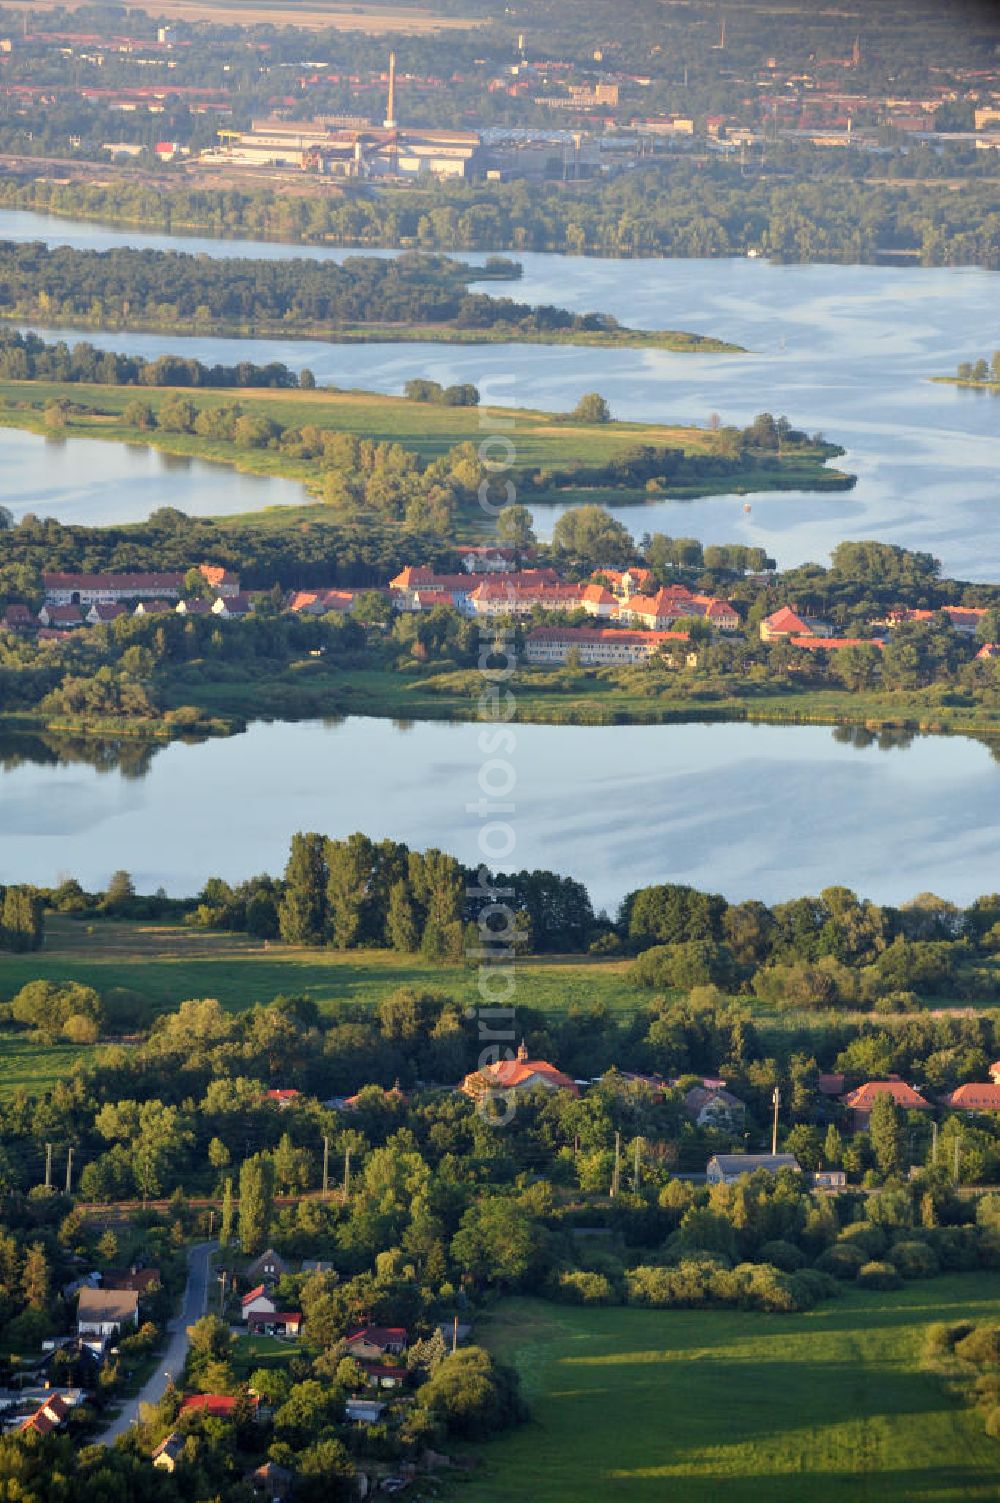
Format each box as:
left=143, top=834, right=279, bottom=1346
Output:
left=1, top=207, right=999, bottom=578
left=1, top=210, right=999, bottom=909
left=0, top=717, right=998, bottom=908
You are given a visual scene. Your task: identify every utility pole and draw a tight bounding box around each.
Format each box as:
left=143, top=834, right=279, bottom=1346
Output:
left=771, top=1087, right=781, bottom=1157
left=44, top=1143, right=52, bottom=1191
left=633, top=1136, right=643, bottom=1193
left=322, top=1135, right=330, bottom=1199
left=452, top=1314, right=459, bottom=1355
left=610, top=1132, right=621, bottom=1198
left=218, top=1270, right=227, bottom=1314
left=954, top=1135, right=961, bottom=1184
left=343, top=1145, right=352, bottom=1201
left=207, top=1210, right=215, bottom=1240
left=931, top=1119, right=938, bottom=1166
left=64, top=1147, right=73, bottom=1197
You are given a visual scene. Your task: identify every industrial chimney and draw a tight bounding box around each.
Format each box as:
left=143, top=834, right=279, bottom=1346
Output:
left=384, top=51, right=397, bottom=129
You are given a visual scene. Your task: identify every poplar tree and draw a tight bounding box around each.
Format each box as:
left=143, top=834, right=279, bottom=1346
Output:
left=278, top=832, right=328, bottom=946
left=238, top=1155, right=274, bottom=1255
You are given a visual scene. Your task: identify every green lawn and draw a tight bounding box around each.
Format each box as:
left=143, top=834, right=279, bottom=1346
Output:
left=0, top=915, right=642, bottom=1016
left=467, top=1280, right=1000, bottom=1503
left=0, top=1034, right=95, bottom=1098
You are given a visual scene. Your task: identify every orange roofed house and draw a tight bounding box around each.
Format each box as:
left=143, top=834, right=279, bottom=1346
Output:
left=461, top=1040, right=579, bottom=1099
left=760, top=606, right=831, bottom=642
left=840, top=1077, right=933, bottom=1132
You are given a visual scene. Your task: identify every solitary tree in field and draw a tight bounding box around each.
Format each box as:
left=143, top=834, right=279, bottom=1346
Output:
left=571, top=391, right=611, bottom=424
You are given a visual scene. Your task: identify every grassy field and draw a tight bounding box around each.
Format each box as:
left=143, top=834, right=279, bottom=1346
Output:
left=0, top=912, right=645, bottom=1027
left=467, top=1281, right=1000, bottom=1503
left=0, top=380, right=731, bottom=474
left=2, top=0, right=482, bottom=32
left=0, top=1034, right=95, bottom=1097
left=0, top=381, right=851, bottom=523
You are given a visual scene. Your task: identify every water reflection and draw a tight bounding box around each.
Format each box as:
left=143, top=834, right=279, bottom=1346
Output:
left=0, top=718, right=997, bottom=907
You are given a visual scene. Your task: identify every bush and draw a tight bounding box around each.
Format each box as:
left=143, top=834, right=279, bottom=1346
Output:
left=814, top=1243, right=867, bottom=1279
left=857, top=1260, right=901, bottom=1290
left=891, top=1239, right=940, bottom=1279
left=552, top=1270, right=616, bottom=1305
left=955, top=1325, right=1000, bottom=1366
left=838, top=1222, right=888, bottom=1258
left=983, top=1407, right=1000, bottom=1440
left=758, top=1239, right=806, bottom=1272
left=924, top=1321, right=973, bottom=1359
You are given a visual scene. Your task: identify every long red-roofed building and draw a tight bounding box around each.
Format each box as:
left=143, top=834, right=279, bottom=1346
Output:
left=840, top=1077, right=933, bottom=1131
left=525, top=626, right=692, bottom=666
left=461, top=1041, right=579, bottom=1099
left=941, top=1083, right=1000, bottom=1113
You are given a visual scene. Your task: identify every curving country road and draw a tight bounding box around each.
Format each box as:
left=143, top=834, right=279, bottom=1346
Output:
left=98, top=1240, right=217, bottom=1446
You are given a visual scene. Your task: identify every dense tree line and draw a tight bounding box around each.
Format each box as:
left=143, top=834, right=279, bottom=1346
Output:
left=5, top=160, right=1000, bottom=266
left=0, top=331, right=313, bottom=390
left=0, top=241, right=627, bottom=337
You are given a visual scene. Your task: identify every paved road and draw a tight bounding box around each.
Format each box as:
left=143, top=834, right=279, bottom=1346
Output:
left=98, top=1240, right=217, bottom=1445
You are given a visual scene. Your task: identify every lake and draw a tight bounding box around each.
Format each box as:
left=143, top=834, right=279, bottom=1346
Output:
left=0, top=717, right=997, bottom=909
left=0, top=207, right=998, bottom=577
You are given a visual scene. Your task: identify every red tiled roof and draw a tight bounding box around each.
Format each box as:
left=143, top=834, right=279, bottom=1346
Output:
left=789, top=636, right=883, bottom=651
left=977, top=644, right=1000, bottom=660
left=527, top=627, right=690, bottom=645
left=462, top=1056, right=579, bottom=1095
left=841, top=1079, right=932, bottom=1110
left=42, top=571, right=183, bottom=591
left=346, top=1325, right=407, bottom=1347
left=180, top=1394, right=256, bottom=1416
left=764, top=606, right=812, bottom=634
left=241, top=1284, right=269, bottom=1305
left=942, top=1083, right=1000, bottom=1111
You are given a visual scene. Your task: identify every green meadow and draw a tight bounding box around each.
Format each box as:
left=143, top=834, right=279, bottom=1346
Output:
left=466, top=1280, right=1000, bottom=1503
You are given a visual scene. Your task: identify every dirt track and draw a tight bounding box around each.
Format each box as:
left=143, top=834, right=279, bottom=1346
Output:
left=0, top=0, right=481, bottom=31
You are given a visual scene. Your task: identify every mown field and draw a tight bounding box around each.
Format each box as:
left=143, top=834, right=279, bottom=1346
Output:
left=466, top=1281, right=1000, bottom=1503
left=0, top=915, right=992, bottom=1097
left=10, top=0, right=482, bottom=33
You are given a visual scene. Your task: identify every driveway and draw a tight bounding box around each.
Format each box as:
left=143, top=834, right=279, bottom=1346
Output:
left=98, top=1240, right=217, bottom=1445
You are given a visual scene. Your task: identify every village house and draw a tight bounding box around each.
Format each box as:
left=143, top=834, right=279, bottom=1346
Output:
left=619, top=585, right=738, bottom=631
left=18, top=1394, right=72, bottom=1437
left=840, top=1077, right=933, bottom=1132
left=241, top=1286, right=278, bottom=1322
left=977, top=643, right=1000, bottom=660
left=103, top=1266, right=161, bottom=1294
left=286, top=588, right=363, bottom=616
left=133, top=599, right=174, bottom=616
left=456, top=544, right=518, bottom=573
left=76, top=1287, right=139, bottom=1339
left=592, top=565, right=654, bottom=598
left=248, top=1310, right=302, bottom=1338
left=86, top=602, right=127, bottom=625
left=199, top=564, right=241, bottom=597
left=524, top=625, right=693, bottom=667
left=940, top=1082, right=1000, bottom=1113
left=245, top=1248, right=289, bottom=1285
left=42, top=571, right=184, bottom=606
left=181, top=1394, right=259, bottom=1419
left=247, top=1460, right=296, bottom=1501
left=345, top=1326, right=408, bottom=1360
left=706, top=1153, right=801, bottom=1184
left=211, top=592, right=254, bottom=619
left=760, top=606, right=832, bottom=642
left=358, top=1359, right=407, bottom=1389
left=2, top=603, right=35, bottom=632
left=460, top=1041, right=579, bottom=1099
left=37, top=603, right=84, bottom=629
left=175, top=598, right=214, bottom=617
left=683, top=1085, right=746, bottom=1129
left=152, top=1432, right=185, bottom=1472
left=345, top=1398, right=386, bottom=1425
left=877, top=605, right=989, bottom=637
